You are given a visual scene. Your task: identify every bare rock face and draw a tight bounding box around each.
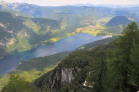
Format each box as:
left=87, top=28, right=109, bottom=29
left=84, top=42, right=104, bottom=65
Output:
left=33, top=50, right=91, bottom=92
left=47, top=65, right=80, bottom=91
left=61, top=67, right=80, bottom=85
left=61, top=68, right=73, bottom=84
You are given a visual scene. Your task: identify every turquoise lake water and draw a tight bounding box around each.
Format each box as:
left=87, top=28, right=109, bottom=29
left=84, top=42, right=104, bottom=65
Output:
left=0, top=33, right=111, bottom=76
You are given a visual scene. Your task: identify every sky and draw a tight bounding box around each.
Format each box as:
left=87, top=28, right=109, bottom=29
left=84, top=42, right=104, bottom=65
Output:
left=1, top=0, right=139, bottom=6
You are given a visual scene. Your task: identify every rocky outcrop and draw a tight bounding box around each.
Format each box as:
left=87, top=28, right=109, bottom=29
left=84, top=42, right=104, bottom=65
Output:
left=47, top=66, right=81, bottom=91
left=34, top=50, right=92, bottom=91
left=61, top=67, right=80, bottom=85
left=61, top=68, right=74, bottom=84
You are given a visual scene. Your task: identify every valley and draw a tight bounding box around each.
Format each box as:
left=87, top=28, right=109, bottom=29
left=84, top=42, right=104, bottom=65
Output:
left=0, top=0, right=139, bottom=59
left=0, top=11, right=135, bottom=59
left=0, top=36, right=116, bottom=91
left=0, top=0, right=139, bottom=92
left=0, top=33, right=110, bottom=77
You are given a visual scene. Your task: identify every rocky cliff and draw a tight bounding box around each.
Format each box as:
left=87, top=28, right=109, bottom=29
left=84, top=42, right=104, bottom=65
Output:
left=34, top=50, right=94, bottom=91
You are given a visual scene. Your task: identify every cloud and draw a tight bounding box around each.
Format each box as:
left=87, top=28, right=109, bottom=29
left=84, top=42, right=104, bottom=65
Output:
left=2, top=0, right=139, bottom=6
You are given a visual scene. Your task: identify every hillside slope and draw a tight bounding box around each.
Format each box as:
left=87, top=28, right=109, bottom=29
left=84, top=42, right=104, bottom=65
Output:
left=2, top=22, right=139, bottom=92
left=0, top=51, right=71, bottom=91
left=106, top=16, right=131, bottom=27
left=34, top=41, right=114, bottom=92
left=76, top=36, right=117, bottom=50
left=0, top=36, right=117, bottom=91
left=0, top=12, right=68, bottom=58
left=104, top=16, right=132, bottom=34
left=33, top=36, right=116, bottom=91
left=33, top=22, right=139, bottom=92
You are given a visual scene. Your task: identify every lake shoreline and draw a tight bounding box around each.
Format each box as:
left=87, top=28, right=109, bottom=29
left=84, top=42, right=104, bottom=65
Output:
left=0, top=33, right=111, bottom=77
left=0, top=33, right=111, bottom=60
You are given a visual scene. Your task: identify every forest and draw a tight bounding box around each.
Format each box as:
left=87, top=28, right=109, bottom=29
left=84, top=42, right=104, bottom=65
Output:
left=1, top=22, right=139, bottom=92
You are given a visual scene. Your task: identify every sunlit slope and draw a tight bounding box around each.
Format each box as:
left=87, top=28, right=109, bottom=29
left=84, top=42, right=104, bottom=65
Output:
left=0, top=12, right=68, bottom=58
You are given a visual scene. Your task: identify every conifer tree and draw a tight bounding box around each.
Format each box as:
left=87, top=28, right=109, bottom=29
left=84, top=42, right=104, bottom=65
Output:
left=110, top=22, right=139, bottom=91
left=2, top=73, right=37, bottom=92
left=88, top=48, right=107, bottom=92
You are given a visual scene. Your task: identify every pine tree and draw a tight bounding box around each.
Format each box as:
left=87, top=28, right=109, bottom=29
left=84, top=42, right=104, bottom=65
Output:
left=88, top=48, right=107, bottom=92
left=109, top=22, right=139, bottom=91
left=2, top=73, right=37, bottom=92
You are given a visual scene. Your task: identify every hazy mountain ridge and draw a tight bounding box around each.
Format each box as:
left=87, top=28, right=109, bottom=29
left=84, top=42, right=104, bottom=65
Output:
left=0, top=8, right=33, bottom=18
left=1, top=1, right=139, bottom=18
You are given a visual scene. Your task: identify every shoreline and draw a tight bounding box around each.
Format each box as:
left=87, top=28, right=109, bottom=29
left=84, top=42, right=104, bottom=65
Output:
left=0, top=33, right=113, bottom=60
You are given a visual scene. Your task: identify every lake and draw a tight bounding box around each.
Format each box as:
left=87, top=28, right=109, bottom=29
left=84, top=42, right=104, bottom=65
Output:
left=0, top=33, right=111, bottom=77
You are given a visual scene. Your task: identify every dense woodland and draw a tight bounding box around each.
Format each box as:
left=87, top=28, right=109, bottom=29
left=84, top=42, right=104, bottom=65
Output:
left=1, top=22, right=139, bottom=92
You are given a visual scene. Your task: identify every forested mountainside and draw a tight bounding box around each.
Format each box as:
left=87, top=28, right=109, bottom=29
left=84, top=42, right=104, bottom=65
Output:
left=2, top=22, right=139, bottom=92
left=0, top=51, right=71, bottom=91
left=0, top=35, right=117, bottom=91
left=106, top=16, right=131, bottom=27
left=75, top=36, right=117, bottom=50
left=0, top=11, right=101, bottom=59
left=1, top=1, right=139, bottom=91
left=0, top=10, right=127, bottom=59
left=0, top=11, right=68, bottom=59
left=34, top=22, right=139, bottom=92
left=33, top=37, right=116, bottom=92
left=104, top=16, right=132, bottom=34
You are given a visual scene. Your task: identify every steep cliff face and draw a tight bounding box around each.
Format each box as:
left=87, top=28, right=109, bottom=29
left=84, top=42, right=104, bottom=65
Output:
left=34, top=50, right=94, bottom=91
left=47, top=66, right=81, bottom=90
left=61, top=67, right=80, bottom=85
left=44, top=65, right=79, bottom=91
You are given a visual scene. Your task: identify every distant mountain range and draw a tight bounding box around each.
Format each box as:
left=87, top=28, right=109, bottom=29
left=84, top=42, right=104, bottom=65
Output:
left=0, top=1, right=139, bottom=18
left=1, top=1, right=139, bottom=8
left=73, top=3, right=139, bottom=8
